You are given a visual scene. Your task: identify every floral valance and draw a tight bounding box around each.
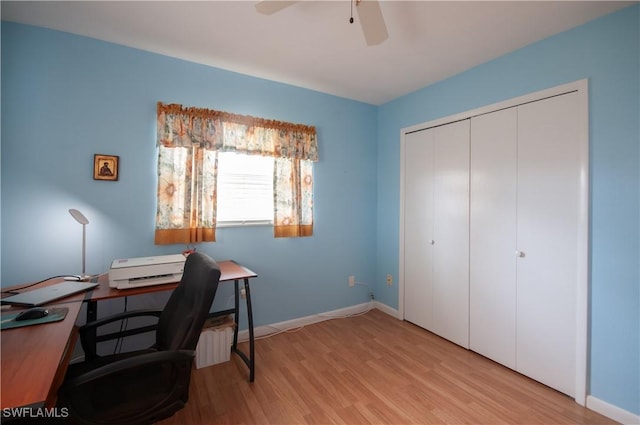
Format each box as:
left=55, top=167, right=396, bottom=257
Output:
left=157, top=102, right=318, bottom=161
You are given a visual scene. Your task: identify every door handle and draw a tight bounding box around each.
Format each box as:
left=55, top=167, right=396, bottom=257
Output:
left=516, top=250, right=526, bottom=258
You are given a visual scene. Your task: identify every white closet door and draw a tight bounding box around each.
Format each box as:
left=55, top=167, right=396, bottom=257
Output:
left=516, top=92, right=579, bottom=397
left=432, top=120, right=470, bottom=348
left=469, top=108, right=518, bottom=368
left=403, top=129, right=435, bottom=331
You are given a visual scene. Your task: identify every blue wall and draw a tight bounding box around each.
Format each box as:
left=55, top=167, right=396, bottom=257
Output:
left=1, top=22, right=378, bottom=327
left=375, top=5, right=639, bottom=415
left=2, top=3, right=638, bottom=417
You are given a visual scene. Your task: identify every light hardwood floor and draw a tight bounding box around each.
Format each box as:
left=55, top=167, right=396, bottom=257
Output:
left=159, top=309, right=616, bottom=425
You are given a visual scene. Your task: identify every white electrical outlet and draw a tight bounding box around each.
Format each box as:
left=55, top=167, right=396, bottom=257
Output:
left=348, top=275, right=355, bottom=287
left=386, top=274, right=393, bottom=286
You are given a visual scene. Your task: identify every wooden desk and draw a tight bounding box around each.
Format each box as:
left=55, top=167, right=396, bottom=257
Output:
left=0, top=259, right=257, bottom=411
left=1, top=300, right=83, bottom=410
left=86, top=260, right=258, bottom=381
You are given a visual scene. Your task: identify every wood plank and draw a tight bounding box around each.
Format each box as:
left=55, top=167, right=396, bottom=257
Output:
left=158, top=309, right=616, bottom=425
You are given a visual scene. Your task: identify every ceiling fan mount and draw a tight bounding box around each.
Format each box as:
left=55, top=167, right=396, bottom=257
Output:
left=255, top=0, right=389, bottom=46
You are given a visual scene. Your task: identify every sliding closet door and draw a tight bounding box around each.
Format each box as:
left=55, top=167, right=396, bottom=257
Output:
left=403, top=120, right=469, bottom=348
left=432, top=120, right=470, bottom=348
left=516, top=92, right=580, bottom=397
left=469, top=108, right=518, bottom=368
left=403, top=129, right=435, bottom=331
left=403, top=81, right=587, bottom=402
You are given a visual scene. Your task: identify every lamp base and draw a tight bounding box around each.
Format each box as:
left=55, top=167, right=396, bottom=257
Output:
left=64, top=274, right=93, bottom=282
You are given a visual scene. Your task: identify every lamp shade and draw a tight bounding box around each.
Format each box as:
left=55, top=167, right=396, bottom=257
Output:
left=69, top=208, right=89, bottom=225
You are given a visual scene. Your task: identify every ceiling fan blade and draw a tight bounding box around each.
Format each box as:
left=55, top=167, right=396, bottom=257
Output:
left=255, top=1, right=298, bottom=15
left=355, top=0, right=388, bottom=46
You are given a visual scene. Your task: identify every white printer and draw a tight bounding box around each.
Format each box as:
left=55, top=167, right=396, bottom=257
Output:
left=108, top=254, right=186, bottom=289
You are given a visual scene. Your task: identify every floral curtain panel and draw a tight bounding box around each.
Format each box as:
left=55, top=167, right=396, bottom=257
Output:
left=155, top=102, right=318, bottom=245
left=274, top=158, right=314, bottom=237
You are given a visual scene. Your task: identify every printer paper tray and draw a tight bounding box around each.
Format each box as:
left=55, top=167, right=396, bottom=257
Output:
left=111, top=273, right=182, bottom=290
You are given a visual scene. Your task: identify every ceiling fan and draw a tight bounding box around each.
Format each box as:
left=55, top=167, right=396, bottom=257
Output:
left=255, top=0, right=389, bottom=46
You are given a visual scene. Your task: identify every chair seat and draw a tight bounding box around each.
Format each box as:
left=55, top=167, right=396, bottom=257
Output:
left=63, top=351, right=193, bottom=424
left=58, top=252, right=221, bottom=425
left=66, top=348, right=157, bottom=379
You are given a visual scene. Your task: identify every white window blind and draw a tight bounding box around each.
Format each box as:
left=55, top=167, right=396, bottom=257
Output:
left=216, top=152, right=274, bottom=225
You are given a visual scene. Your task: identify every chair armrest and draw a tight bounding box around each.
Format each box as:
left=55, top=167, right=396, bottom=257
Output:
left=80, top=309, right=162, bottom=360
left=63, top=350, right=195, bottom=388
left=80, top=309, right=162, bottom=333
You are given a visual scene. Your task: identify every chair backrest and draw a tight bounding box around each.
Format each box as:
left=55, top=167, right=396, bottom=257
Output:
left=155, top=252, right=221, bottom=351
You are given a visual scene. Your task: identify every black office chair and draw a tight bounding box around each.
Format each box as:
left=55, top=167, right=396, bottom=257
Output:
left=58, top=252, right=221, bottom=425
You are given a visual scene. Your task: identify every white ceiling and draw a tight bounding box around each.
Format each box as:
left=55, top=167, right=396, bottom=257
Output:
left=1, top=1, right=634, bottom=105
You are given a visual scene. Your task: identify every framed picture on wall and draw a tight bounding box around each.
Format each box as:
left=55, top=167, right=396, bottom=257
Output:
left=93, top=154, right=119, bottom=181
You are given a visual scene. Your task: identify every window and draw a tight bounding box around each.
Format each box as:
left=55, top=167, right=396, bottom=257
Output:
left=155, top=102, right=318, bottom=244
left=216, top=152, right=274, bottom=225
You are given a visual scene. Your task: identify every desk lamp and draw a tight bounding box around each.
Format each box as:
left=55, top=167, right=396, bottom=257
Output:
left=68, top=208, right=91, bottom=281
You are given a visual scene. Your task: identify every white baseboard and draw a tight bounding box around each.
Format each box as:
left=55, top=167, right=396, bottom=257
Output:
left=587, top=395, right=640, bottom=424
left=237, top=301, right=375, bottom=341
left=372, top=301, right=400, bottom=319
left=237, top=301, right=404, bottom=342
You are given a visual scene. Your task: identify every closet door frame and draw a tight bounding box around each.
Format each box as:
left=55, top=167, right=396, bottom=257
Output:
left=398, top=79, right=589, bottom=405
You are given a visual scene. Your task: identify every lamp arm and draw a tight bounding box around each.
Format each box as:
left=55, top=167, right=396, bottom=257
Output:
left=82, top=223, right=86, bottom=277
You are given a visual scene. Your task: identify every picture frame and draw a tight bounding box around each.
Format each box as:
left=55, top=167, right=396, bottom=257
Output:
left=93, top=154, right=119, bottom=181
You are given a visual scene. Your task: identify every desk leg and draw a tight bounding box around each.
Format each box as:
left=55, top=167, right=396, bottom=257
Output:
left=243, top=277, right=255, bottom=382
left=232, top=279, right=240, bottom=351
left=84, top=300, right=98, bottom=353
left=229, top=278, right=255, bottom=382
left=87, top=300, right=97, bottom=322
